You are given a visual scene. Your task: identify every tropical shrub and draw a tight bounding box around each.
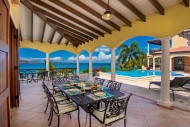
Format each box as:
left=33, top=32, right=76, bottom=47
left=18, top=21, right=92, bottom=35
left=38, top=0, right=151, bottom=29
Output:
left=117, top=41, right=147, bottom=70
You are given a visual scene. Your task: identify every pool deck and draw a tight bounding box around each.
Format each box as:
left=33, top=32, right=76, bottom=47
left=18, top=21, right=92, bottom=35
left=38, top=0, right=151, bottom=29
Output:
left=98, top=71, right=190, bottom=111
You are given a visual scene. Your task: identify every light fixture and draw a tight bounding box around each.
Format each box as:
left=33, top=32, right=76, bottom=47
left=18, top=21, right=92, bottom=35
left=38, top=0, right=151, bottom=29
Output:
left=102, top=0, right=112, bottom=20
left=12, top=0, right=20, bottom=6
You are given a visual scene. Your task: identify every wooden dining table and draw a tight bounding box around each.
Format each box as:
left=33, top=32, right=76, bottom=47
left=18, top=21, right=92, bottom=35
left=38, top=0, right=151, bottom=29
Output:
left=55, top=82, right=125, bottom=113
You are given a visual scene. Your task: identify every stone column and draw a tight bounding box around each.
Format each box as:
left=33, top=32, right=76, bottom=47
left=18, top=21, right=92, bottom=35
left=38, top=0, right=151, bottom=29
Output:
left=147, top=43, right=150, bottom=67
left=46, top=53, right=50, bottom=77
left=170, top=57, right=172, bottom=72
left=76, top=54, right=80, bottom=76
left=111, top=48, right=116, bottom=81
left=89, top=52, right=93, bottom=81
left=153, top=57, right=155, bottom=70
left=157, top=38, right=172, bottom=107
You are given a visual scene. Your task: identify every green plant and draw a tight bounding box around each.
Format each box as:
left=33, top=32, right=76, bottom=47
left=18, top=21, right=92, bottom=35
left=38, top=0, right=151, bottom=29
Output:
left=117, top=41, right=147, bottom=70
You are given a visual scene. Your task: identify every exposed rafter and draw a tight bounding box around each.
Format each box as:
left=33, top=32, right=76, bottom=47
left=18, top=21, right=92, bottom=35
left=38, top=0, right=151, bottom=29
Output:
left=92, top=0, right=131, bottom=27
left=118, top=0, right=146, bottom=22
left=21, top=0, right=80, bottom=47
left=58, top=36, right=64, bottom=45
left=183, top=0, right=189, bottom=7
left=29, top=0, right=104, bottom=37
left=149, top=0, right=164, bottom=15
left=50, top=30, right=56, bottom=44
left=50, top=0, right=112, bottom=34
left=65, top=40, right=69, bottom=46
left=47, top=18, right=93, bottom=41
left=33, top=6, right=98, bottom=40
left=64, top=0, right=120, bottom=31
left=41, top=22, right=46, bottom=43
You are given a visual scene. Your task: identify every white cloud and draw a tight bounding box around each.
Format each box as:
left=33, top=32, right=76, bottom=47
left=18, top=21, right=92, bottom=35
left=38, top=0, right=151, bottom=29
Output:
left=97, top=51, right=111, bottom=60
left=50, top=57, right=62, bottom=61
left=95, top=46, right=110, bottom=53
left=79, top=55, right=89, bottom=61
left=68, top=56, right=76, bottom=61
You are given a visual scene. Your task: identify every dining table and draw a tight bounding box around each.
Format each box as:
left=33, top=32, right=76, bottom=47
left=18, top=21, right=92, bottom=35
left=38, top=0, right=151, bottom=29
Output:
left=55, top=81, right=125, bottom=113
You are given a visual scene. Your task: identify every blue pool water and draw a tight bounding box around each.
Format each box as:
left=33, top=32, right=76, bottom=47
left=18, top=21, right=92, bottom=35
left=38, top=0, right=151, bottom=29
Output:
left=107, top=70, right=183, bottom=78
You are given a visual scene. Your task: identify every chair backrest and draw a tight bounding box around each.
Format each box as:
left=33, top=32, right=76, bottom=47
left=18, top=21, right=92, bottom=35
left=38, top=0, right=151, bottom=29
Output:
left=103, top=93, right=132, bottom=123
left=47, top=90, right=60, bottom=114
left=69, top=75, right=79, bottom=80
left=170, top=77, right=190, bottom=88
left=107, top=80, right=122, bottom=91
left=52, top=77, right=66, bottom=86
left=94, top=77, right=105, bottom=85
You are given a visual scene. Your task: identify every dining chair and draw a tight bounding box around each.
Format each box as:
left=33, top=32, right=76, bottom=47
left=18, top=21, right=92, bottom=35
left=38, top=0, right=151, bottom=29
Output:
left=42, top=83, right=67, bottom=113
left=89, top=93, right=132, bottom=127
left=47, top=91, right=81, bottom=127
left=107, top=80, right=122, bottom=91
left=52, top=77, right=67, bottom=94
left=94, top=77, right=105, bottom=85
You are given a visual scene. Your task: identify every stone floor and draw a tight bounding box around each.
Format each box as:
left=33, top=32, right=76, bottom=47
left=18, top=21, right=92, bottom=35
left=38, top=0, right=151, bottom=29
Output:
left=99, top=73, right=190, bottom=111
left=11, top=80, right=190, bottom=127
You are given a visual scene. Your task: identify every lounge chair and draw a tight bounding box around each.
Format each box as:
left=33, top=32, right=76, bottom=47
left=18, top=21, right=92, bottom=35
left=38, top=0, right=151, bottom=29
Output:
left=149, top=77, right=190, bottom=101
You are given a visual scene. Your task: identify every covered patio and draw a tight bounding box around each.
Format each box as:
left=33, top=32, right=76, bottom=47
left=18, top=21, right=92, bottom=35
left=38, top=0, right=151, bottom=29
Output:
left=1, top=0, right=190, bottom=127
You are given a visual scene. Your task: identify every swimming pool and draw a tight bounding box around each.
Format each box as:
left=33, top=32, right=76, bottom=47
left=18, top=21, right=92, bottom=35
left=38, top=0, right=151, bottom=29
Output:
left=106, top=70, right=183, bottom=78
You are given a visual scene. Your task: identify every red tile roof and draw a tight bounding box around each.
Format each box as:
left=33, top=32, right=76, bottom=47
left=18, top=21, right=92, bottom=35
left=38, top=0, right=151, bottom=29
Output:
left=152, top=46, right=190, bottom=55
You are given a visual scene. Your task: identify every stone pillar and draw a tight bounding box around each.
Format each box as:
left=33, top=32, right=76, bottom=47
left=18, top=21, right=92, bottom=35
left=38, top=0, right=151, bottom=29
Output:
left=170, top=57, right=172, bottom=72
left=157, top=38, right=172, bottom=107
left=147, top=43, right=150, bottom=67
left=76, top=54, right=80, bottom=76
left=46, top=53, right=50, bottom=77
left=111, top=48, right=116, bottom=81
left=147, top=58, right=150, bottom=67
left=89, top=52, right=93, bottom=81
left=153, top=57, right=155, bottom=70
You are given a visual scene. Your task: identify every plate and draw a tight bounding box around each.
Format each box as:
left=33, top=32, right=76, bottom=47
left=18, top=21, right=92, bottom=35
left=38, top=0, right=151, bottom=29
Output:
left=85, top=87, right=91, bottom=90
left=94, top=92, right=105, bottom=97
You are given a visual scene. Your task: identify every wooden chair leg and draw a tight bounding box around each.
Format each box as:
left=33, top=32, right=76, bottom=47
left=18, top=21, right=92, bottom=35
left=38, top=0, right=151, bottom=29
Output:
left=89, top=114, right=91, bottom=127
left=58, top=116, right=60, bottom=127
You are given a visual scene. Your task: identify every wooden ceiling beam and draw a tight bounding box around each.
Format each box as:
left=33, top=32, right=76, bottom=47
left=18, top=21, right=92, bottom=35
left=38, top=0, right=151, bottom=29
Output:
left=57, top=27, right=87, bottom=43
left=92, top=0, right=131, bottom=27
left=149, top=0, right=164, bottom=15
left=119, top=0, right=146, bottom=22
left=50, top=30, right=56, bottom=44
left=47, top=18, right=93, bottom=41
left=33, top=6, right=98, bottom=39
left=58, top=36, right=64, bottom=45
left=21, top=0, right=80, bottom=47
left=41, top=22, right=46, bottom=43
left=50, top=0, right=111, bottom=34
left=29, top=0, right=104, bottom=37
left=65, top=40, right=69, bottom=46
left=182, top=0, right=189, bottom=7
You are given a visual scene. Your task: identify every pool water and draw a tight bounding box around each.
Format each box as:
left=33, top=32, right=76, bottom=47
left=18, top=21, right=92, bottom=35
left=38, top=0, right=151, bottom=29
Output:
left=106, top=70, right=183, bottom=78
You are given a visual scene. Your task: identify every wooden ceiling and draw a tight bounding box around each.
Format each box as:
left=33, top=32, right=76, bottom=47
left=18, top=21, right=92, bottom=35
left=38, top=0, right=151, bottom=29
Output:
left=20, top=0, right=189, bottom=47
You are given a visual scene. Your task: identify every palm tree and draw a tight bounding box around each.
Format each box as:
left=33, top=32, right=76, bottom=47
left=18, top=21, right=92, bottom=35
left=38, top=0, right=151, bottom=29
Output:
left=117, top=41, right=146, bottom=70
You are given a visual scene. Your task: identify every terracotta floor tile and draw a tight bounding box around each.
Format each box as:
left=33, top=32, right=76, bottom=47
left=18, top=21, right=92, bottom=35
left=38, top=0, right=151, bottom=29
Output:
left=127, top=116, right=148, bottom=126
left=145, top=116, right=169, bottom=127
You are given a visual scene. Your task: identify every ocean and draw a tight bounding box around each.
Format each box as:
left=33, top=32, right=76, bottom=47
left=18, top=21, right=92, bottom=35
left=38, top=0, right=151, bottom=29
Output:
left=20, top=63, right=118, bottom=72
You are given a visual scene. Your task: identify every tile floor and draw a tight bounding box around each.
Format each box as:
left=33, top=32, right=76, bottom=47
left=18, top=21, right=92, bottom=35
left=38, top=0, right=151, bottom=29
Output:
left=11, top=80, right=190, bottom=127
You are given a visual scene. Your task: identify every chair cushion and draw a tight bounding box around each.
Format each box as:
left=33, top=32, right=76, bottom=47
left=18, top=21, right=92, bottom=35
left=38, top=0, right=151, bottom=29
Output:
left=54, top=95, right=66, bottom=102
left=93, top=109, right=125, bottom=124
left=55, top=102, right=77, bottom=115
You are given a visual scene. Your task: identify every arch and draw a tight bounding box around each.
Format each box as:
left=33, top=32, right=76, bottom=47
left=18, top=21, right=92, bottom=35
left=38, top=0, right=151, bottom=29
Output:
left=20, top=40, right=77, bottom=54
left=19, top=47, right=46, bottom=54
left=77, top=4, right=190, bottom=51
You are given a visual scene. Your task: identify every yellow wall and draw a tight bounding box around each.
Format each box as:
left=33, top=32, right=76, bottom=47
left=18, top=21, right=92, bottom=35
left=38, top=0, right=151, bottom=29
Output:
left=20, top=40, right=77, bottom=54
left=77, top=4, right=190, bottom=54
left=171, top=35, right=187, bottom=48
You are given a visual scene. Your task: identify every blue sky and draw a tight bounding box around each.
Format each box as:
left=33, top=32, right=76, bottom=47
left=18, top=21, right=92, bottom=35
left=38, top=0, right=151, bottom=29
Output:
left=20, top=36, right=161, bottom=63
